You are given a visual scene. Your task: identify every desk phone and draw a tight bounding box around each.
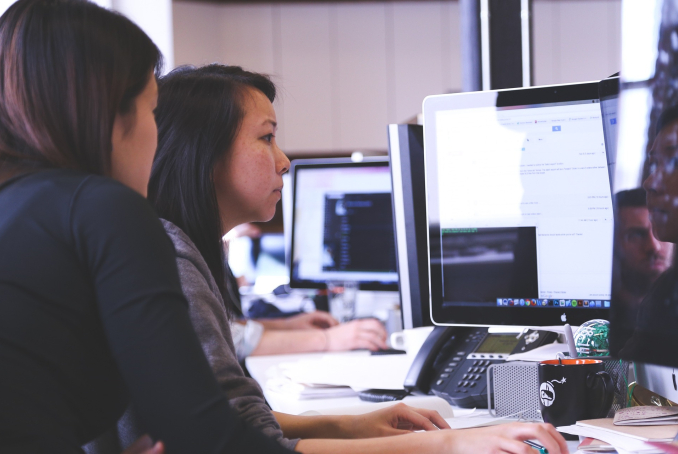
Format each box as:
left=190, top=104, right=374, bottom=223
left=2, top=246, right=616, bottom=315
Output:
left=404, top=327, right=557, bottom=408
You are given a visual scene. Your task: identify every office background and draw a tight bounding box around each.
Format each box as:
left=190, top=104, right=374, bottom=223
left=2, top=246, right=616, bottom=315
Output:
left=0, top=0, right=621, bottom=157
left=173, top=0, right=621, bottom=156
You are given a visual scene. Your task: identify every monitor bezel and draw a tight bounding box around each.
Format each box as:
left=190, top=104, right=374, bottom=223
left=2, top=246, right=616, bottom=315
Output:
left=423, top=81, right=613, bottom=327
left=288, top=157, right=399, bottom=291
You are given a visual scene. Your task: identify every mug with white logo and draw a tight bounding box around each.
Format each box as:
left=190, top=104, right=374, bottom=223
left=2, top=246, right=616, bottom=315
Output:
left=538, top=359, right=613, bottom=431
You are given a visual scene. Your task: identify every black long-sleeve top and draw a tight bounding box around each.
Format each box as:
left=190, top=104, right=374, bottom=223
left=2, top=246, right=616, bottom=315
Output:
left=0, top=170, right=293, bottom=454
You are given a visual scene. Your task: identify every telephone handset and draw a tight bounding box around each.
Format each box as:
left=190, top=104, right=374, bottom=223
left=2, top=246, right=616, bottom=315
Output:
left=404, top=326, right=558, bottom=408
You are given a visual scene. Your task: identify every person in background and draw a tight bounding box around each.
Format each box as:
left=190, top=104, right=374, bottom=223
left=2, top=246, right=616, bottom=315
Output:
left=0, top=1, right=295, bottom=453
left=618, top=105, right=678, bottom=364
left=224, top=222, right=390, bottom=360
left=139, top=63, right=569, bottom=454
left=613, top=187, right=673, bottom=320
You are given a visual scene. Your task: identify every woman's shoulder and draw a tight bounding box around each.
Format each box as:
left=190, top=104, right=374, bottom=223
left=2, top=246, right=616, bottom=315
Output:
left=1, top=169, right=155, bottom=234
left=161, top=219, right=203, bottom=262
left=3, top=168, right=130, bottom=199
left=160, top=219, right=220, bottom=292
left=6, top=169, right=149, bottom=216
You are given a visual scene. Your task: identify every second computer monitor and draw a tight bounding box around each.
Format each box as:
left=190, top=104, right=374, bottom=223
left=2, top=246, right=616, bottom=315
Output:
left=423, top=81, right=614, bottom=327
left=289, top=158, right=398, bottom=290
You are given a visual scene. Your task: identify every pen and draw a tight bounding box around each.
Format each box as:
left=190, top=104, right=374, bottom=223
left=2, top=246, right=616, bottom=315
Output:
left=524, top=440, right=548, bottom=454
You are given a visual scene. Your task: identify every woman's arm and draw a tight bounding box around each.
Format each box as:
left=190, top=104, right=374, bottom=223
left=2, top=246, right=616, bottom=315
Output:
left=273, top=404, right=450, bottom=440
left=73, top=180, right=292, bottom=454
left=294, top=422, right=569, bottom=454
left=251, top=318, right=388, bottom=355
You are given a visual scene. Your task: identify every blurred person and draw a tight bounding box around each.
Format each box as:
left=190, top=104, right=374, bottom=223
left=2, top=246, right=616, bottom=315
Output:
left=618, top=106, right=678, bottom=364
left=613, top=188, right=673, bottom=320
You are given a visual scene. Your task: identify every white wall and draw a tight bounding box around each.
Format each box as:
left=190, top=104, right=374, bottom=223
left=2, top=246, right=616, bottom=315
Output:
left=172, top=1, right=461, bottom=154
left=0, top=0, right=622, bottom=155
left=173, top=0, right=621, bottom=155
left=114, top=0, right=174, bottom=71
left=532, top=0, right=622, bottom=86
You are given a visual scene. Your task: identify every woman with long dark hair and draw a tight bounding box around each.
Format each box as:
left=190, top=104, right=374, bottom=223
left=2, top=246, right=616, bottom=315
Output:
left=145, top=64, right=570, bottom=454
left=0, top=1, right=293, bottom=453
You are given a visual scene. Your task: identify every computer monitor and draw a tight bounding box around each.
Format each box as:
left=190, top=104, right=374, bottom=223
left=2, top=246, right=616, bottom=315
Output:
left=388, top=124, right=433, bottom=329
left=607, top=0, right=678, bottom=379
left=423, top=82, right=614, bottom=327
left=288, top=158, right=398, bottom=291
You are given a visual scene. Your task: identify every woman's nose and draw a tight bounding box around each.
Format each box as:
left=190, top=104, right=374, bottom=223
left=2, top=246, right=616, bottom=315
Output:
left=276, top=145, right=290, bottom=175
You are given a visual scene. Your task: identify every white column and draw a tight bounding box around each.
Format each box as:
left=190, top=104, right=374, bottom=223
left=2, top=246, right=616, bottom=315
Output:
left=90, top=0, right=113, bottom=7
left=0, top=0, right=16, bottom=17
left=0, top=0, right=173, bottom=72
left=112, top=0, right=174, bottom=72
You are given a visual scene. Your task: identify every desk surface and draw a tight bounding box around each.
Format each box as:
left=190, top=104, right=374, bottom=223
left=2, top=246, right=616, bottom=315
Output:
left=246, top=351, right=581, bottom=451
left=246, top=351, right=375, bottom=415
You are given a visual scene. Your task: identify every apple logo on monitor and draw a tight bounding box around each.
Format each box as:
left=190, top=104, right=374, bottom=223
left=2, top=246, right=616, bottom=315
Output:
left=561, top=314, right=567, bottom=323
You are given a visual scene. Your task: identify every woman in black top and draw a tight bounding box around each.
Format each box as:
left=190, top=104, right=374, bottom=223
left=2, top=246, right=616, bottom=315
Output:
left=0, top=1, right=292, bottom=453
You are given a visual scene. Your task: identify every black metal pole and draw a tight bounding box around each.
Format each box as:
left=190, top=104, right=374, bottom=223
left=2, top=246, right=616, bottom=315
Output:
left=460, top=0, right=482, bottom=92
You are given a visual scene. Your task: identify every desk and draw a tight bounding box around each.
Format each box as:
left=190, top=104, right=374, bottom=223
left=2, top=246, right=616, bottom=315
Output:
left=246, top=351, right=580, bottom=452
left=247, top=351, right=403, bottom=415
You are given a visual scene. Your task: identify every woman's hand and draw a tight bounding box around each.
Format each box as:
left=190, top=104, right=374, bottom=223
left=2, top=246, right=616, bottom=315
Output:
left=345, top=403, right=451, bottom=438
left=122, top=435, right=164, bottom=454
left=445, top=422, right=569, bottom=454
left=325, top=319, right=388, bottom=351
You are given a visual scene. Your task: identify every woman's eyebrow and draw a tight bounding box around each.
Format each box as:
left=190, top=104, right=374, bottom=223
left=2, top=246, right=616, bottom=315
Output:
left=261, top=119, right=277, bottom=128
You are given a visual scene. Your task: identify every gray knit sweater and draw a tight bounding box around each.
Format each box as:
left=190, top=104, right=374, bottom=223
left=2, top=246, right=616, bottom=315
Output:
left=83, top=220, right=297, bottom=453
left=158, top=220, right=297, bottom=450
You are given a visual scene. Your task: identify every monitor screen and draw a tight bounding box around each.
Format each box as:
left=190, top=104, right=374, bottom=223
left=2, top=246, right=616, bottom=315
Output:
left=424, top=82, right=614, bottom=326
left=607, top=0, right=678, bottom=370
left=289, top=159, right=398, bottom=290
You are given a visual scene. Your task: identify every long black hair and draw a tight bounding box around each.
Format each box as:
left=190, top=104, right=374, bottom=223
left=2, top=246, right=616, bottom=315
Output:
left=0, top=0, right=162, bottom=180
left=148, top=64, right=276, bottom=302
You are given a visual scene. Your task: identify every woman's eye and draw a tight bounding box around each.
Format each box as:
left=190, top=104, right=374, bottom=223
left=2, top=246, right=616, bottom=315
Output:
left=668, top=157, right=678, bottom=174
left=649, top=161, right=658, bottom=174
left=262, top=134, right=274, bottom=143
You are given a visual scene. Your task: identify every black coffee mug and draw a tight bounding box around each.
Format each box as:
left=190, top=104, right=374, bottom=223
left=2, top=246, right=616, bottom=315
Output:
left=538, top=359, right=614, bottom=428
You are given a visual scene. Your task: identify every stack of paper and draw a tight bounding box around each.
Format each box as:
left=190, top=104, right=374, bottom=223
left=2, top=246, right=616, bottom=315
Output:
left=558, top=417, right=678, bottom=454
left=266, top=376, right=357, bottom=400
left=578, top=437, right=617, bottom=452
left=614, top=407, right=678, bottom=426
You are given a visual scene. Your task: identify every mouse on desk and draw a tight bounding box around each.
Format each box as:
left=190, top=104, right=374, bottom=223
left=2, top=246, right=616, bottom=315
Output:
left=359, top=389, right=410, bottom=402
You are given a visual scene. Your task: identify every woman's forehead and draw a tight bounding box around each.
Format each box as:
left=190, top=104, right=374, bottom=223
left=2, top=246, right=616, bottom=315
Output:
left=242, top=91, right=275, bottom=126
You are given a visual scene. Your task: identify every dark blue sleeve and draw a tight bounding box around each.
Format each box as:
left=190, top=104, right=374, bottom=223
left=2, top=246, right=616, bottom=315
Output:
left=69, top=177, right=293, bottom=454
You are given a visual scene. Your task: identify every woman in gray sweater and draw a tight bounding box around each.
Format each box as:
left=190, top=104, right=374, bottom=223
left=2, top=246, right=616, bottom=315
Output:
left=142, top=64, right=569, bottom=454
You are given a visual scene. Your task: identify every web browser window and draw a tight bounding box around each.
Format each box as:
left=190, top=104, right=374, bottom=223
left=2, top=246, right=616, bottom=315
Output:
left=433, top=99, right=613, bottom=308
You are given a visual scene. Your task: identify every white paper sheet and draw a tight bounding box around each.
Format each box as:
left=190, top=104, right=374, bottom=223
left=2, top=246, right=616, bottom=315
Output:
left=558, top=424, right=664, bottom=454
left=280, top=352, right=413, bottom=390
left=506, top=342, right=567, bottom=362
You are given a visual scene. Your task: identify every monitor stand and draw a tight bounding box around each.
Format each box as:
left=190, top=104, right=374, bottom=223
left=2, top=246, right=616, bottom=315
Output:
left=635, top=363, right=678, bottom=403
